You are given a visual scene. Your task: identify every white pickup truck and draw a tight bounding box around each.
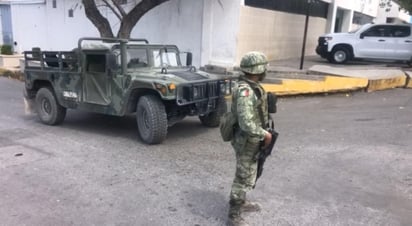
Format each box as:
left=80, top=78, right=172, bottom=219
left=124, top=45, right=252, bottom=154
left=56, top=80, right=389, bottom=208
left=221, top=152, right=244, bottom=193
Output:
left=316, top=23, right=412, bottom=64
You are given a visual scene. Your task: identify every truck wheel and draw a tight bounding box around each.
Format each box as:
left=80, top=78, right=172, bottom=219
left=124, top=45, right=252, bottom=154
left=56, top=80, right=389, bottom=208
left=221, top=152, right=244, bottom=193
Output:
left=199, top=98, right=227, bottom=127
left=35, top=87, right=66, bottom=125
left=330, top=47, right=350, bottom=64
left=136, top=95, right=167, bottom=144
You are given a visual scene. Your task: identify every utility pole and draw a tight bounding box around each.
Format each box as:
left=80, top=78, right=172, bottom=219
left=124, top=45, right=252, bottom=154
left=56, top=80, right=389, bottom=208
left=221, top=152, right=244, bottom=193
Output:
left=299, top=0, right=313, bottom=70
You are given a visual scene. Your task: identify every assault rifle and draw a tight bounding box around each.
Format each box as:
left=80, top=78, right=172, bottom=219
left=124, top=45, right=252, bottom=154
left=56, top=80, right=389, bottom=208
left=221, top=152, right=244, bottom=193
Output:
left=254, top=120, right=278, bottom=187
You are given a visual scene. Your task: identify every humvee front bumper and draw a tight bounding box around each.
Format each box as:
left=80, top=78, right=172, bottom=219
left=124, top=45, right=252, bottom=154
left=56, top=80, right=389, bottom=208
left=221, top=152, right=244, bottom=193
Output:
left=176, top=79, right=232, bottom=106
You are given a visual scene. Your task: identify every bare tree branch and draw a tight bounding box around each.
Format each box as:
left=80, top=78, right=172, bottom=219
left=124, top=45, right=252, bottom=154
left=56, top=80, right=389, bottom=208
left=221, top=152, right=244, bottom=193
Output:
left=82, top=0, right=114, bottom=38
left=218, top=0, right=224, bottom=9
left=111, top=0, right=127, bottom=17
left=83, top=0, right=171, bottom=39
left=102, top=0, right=122, bottom=20
left=117, top=0, right=170, bottom=38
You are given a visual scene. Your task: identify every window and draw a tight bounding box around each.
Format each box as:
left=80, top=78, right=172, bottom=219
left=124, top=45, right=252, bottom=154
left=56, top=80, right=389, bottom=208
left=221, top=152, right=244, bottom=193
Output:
left=153, top=49, right=178, bottom=67
left=362, top=26, right=391, bottom=37
left=126, top=49, right=148, bottom=68
left=391, top=26, right=411, bottom=37
left=86, top=54, right=106, bottom=73
left=68, top=9, right=74, bottom=17
left=52, top=0, right=57, bottom=8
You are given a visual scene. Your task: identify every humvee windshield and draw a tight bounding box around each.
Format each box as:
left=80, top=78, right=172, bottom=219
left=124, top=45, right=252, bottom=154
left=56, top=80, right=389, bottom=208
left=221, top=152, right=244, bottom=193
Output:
left=112, top=46, right=180, bottom=69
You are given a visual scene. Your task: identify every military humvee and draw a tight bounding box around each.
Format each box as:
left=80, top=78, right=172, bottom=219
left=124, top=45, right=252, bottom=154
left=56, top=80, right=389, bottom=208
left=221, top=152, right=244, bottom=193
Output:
left=23, top=37, right=231, bottom=144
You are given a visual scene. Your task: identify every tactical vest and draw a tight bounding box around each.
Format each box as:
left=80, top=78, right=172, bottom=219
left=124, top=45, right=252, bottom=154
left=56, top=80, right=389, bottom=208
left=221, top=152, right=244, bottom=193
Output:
left=232, top=77, right=269, bottom=130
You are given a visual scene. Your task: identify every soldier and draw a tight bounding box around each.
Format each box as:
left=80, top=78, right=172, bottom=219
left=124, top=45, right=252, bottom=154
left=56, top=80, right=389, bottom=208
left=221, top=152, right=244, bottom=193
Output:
left=228, top=51, right=272, bottom=226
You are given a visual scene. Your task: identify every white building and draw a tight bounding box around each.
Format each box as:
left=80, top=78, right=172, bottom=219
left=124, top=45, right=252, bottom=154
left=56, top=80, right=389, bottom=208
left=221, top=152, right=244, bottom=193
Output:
left=0, top=0, right=410, bottom=67
left=375, top=0, right=411, bottom=23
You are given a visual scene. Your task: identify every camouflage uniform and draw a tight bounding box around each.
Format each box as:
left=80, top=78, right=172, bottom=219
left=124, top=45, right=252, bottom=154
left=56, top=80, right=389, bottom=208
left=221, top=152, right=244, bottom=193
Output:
left=228, top=52, right=269, bottom=224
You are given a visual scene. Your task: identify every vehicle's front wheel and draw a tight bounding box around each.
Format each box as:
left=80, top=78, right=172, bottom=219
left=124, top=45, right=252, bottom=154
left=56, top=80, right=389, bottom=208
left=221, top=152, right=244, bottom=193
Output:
left=329, top=47, right=350, bottom=64
left=35, top=87, right=66, bottom=125
left=199, top=98, right=227, bottom=127
left=136, top=95, right=167, bottom=144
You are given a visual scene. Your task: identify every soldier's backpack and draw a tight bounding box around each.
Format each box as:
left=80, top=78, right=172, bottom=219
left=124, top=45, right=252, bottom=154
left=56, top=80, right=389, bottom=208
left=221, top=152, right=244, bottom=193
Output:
left=219, top=111, right=237, bottom=142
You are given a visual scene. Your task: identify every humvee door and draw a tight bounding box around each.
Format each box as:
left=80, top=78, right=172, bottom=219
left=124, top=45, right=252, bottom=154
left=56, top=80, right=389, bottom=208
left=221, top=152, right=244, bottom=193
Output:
left=83, top=51, right=111, bottom=105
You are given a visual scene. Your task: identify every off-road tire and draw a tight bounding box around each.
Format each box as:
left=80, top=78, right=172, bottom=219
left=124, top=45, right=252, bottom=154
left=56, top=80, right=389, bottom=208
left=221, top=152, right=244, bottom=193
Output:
left=35, top=87, right=66, bottom=125
left=199, top=98, right=227, bottom=127
left=136, top=95, right=167, bottom=144
left=330, top=47, right=350, bottom=64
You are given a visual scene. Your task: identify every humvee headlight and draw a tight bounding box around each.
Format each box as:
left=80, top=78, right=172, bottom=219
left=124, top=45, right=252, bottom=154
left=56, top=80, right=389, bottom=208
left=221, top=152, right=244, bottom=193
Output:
left=168, top=83, right=176, bottom=91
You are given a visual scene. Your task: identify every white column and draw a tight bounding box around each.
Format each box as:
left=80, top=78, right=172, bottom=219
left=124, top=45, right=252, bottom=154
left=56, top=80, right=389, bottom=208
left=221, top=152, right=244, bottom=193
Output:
left=200, top=0, right=212, bottom=66
left=327, top=1, right=337, bottom=33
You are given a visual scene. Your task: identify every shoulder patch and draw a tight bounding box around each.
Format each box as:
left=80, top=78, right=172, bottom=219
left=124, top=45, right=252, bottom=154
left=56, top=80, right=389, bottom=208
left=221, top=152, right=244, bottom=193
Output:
left=239, top=88, right=249, bottom=97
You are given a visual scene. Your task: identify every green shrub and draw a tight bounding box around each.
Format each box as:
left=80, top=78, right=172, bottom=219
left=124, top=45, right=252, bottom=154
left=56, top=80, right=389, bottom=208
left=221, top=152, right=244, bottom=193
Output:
left=1, top=45, right=13, bottom=55
left=0, top=68, right=24, bottom=81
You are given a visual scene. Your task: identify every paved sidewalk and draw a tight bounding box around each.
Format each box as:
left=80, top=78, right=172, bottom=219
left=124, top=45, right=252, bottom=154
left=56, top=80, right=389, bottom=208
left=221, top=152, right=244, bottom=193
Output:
left=261, top=56, right=412, bottom=95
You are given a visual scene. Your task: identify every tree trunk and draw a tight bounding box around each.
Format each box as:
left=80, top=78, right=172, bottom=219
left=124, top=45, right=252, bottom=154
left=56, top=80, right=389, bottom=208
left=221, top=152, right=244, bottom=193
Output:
left=117, top=0, right=170, bottom=39
left=82, top=0, right=114, bottom=38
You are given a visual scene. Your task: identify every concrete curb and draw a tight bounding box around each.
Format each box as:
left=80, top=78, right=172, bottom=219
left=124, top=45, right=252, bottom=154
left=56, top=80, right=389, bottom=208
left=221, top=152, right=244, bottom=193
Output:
left=204, top=64, right=410, bottom=96
left=309, top=65, right=409, bottom=92
left=261, top=76, right=368, bottom=96
left=367, top=74, right=406, bottom=92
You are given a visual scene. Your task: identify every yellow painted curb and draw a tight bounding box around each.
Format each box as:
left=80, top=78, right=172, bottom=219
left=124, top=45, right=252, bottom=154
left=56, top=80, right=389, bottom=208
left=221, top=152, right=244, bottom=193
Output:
left=261, top=76, right=368, bottom=95
left=366, top=75, right=406, bottom=92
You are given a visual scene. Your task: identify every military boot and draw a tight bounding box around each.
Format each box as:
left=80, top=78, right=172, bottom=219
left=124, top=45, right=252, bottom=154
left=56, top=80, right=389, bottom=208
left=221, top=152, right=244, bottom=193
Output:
left=227, top=211, right=249, bottom=226
left=240, top=200, right=262, bottom=213
left=228, top=200, right=249, bottom=226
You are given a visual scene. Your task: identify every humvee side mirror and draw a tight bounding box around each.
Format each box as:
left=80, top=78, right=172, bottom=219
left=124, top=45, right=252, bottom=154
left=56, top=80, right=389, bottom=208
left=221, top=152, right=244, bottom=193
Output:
left=360, top=33, right=365, bottom=39
left=107, top=53, right=118, bottom=75
left=186, top=52, right=192, bottom=66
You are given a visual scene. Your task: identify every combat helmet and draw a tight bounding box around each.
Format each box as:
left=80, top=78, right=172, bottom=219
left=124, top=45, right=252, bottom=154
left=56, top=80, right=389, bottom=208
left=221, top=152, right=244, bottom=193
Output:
left=240, top=51, right=268, bottom=75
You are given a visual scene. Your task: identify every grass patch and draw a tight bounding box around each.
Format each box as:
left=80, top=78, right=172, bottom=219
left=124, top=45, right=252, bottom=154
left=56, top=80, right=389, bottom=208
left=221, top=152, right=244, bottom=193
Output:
left=0, top=68, right=24, bottom=81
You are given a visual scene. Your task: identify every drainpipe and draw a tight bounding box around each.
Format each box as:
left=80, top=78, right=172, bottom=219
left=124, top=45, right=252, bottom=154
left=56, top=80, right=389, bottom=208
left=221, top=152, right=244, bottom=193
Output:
left=299, top=0, right=313, bottom=70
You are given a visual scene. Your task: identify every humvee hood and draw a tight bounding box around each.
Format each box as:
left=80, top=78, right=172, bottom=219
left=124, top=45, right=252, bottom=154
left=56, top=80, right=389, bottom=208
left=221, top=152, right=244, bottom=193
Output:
left=169, top=71, right=209, bottom=81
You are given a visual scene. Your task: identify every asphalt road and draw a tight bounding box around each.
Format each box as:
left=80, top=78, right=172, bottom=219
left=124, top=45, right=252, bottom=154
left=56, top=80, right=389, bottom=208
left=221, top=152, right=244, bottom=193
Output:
left=0, top=77, right=411, bottom=226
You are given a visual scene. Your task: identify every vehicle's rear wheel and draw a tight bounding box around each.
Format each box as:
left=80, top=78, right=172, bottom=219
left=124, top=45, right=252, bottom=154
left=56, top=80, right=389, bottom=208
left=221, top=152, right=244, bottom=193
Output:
left=136, top=95, right=167, bottom=144
left=35, top=87, right=66, bottom=125
left=199, top=98, right=227, bottom=127
left=330, top=47, right=350, bottom=64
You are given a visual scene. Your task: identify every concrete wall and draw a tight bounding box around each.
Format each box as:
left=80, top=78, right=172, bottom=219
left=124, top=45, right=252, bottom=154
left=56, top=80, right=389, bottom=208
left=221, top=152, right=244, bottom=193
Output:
left=10, top=3, right=48, bottom=53
left=132, top=0, right=204, bottom=67
left=376, top=2, right=411, bottom=23
left=9, top=0, right=206, bottom=66
left=236, top=6, right=327, bottom=63
left=326, top=0, right=380, bottom=33
left=336, top=0, right=379, bottom=17
left=10, top=0, right=98, bottom=52
left=201, top=0, right=241, bottom=67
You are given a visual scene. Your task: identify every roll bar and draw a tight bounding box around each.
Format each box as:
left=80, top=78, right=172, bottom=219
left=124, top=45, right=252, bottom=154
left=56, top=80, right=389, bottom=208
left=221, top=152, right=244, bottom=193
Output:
left=77, top=37, right=149, bottom=75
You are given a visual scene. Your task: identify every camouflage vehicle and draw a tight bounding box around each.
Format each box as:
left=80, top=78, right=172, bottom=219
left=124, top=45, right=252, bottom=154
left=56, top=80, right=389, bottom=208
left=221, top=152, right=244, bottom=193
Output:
left=23, top=37, right=231, bottom=144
